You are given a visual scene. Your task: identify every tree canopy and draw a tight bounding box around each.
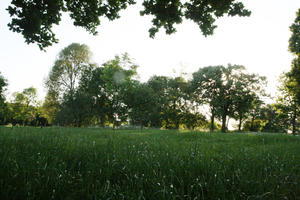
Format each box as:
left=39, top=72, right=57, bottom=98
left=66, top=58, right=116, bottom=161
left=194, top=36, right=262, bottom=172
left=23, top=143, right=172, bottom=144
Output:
left=191, top=64, right=266, bottom=132
left=287, top=8, right=300, bottom=104
left=7, top=0, right=250, bottom=50
left=45, top=43, right=94, bottom=102
left=1, top=39, right=298, bottom=133
left=277, top=74, right=299, bottom=135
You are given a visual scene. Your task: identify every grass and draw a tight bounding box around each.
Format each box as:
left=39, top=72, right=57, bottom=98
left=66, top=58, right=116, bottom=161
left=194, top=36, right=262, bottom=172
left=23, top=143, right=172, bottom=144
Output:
left=0, top=127, right=299, bottom=199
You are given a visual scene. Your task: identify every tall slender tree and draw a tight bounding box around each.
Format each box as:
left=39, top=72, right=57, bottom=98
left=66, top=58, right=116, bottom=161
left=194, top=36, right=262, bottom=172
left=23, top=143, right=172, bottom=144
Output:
left=0, top=72, right=8, bottom=124
left=44, top=43, right=94, bottom=125
left=100, top=54, right=138, bottom=128
left=277, top=74, right=299, bottom=135
left=191, top=66, right=223, bottom=131
left=287, top=9, right=300, bottom=104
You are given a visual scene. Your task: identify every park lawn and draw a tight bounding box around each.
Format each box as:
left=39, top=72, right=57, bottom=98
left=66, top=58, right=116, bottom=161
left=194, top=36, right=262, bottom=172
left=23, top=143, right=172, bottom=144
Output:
left=0, top=127, right=299, bottom=199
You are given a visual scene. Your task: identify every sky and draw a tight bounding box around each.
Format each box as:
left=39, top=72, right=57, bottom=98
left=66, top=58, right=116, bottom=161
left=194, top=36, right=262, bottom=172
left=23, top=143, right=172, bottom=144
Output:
left=0, top=0, right=300, bottom=102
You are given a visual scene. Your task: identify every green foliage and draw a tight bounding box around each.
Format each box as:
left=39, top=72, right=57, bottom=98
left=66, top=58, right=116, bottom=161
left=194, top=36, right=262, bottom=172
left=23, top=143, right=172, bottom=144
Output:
left=260, top=105, right=288, bottom=133
left=0, top=72, right=8, bottom=102
left=125, top=82, right=157, bottom=128
left=0, top=127, right=299, bottom=199
left=44, top=43, right=95, bottom=125
left=2, top=43, right=285, bottom=133
left=146, top=75, right=206, bottom=129
left=7, top=0, right=250, bottom=50
left=242, top=119, right=265, bottom=132
left=42, top=90, right=60, bottom=125
left=276, top=74, right=300, bottom=134
left=231, top=72, right=266, bottom=131
left=243, top=101, right=297, bottom=134
left=191, top=65, right=223, bottom=131
left=146, top=75, right=170, bottom=127
left=0, top=72, right=8, bottom=124
left=55, top=90, right=93, bottom=127
left=287, top=8, right=300, bottom=104
left=191, top=64, right=266, bottom=132
left=94, top=54, right=138, bottom=128
left=56, top=53, right=139, bottom=127
left=279, top=8, right=300, bottom=134
left=289, top=9, right=300, bottom=55
left=45, top=43, right=93, bottom=100
left=6, top=87, right=40, bottom=126
left=246, top=97, right=264, bottom=132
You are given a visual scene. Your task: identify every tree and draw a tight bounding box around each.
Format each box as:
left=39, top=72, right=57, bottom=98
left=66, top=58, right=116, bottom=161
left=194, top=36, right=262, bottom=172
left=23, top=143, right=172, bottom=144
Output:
left=10, top=87, right=39, bottom=126
left=44, top=43, right=94, bottom=125
left=7, top=0, right=250, bottom=50
left=276, top=74, right=299, bottom=135
left=245, top=97, right=264, bottom=132
left=287, top=9, right=300, bottom=104
left=260, top=104, right=288, bottom=133
left=216, top=65, right=246, bottom=132
left=0, top=72, right=7, bottom=101
left=75, top=53, right=138, bottom=128
left=147, top=75, right=169, bottom=128
left=45, top=43, right=93, bottom=100
left=191, top=65, right=223, bottom=132
left=125, top=82, right=157, bottom=129
left=146, top=75, right=191, bottom=129
left=192, top=64, right=266, bottom=132
left=100, top=54, right=138, bottom=128
left=232, top=73, right=267, bottom=131
left=0, top=72, right=8, bottom=124
left=166, top=77, right=191, bottom=129
left=75, top=66, right=108, bottom=126
left=42, top=90, right=60, bottom=125
left=55, top=90, right=93, bottom=127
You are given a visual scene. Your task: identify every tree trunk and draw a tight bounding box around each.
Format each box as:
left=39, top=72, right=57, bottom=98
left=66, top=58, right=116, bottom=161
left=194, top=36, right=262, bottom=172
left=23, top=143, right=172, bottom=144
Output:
left=250, top=116, right=255, bottom=131
left=210, top=107, right=215, bottom=132
left=140, top=118, right=143, bottom=130
left=291, top=107, right=297, bottom=135
left=227, top=117, right=230, bottom=130
left=100, top=115, right=105, bottom=127
left=175, top=120, right=180, bottom=129
left=238, top=114, right=242, bottom=131
left=221, top=113, right=227, bottom=133
left=210, top=113, right=215, bottom=132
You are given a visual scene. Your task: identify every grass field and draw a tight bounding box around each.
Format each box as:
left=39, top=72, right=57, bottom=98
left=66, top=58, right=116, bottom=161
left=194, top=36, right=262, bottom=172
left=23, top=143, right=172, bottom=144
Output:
left=0, top=127, right=299, bottom=199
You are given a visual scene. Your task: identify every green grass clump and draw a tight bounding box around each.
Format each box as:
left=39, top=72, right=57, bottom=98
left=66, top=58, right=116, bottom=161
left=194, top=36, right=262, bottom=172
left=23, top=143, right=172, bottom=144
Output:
left=0, top=127, right=299, bottom=199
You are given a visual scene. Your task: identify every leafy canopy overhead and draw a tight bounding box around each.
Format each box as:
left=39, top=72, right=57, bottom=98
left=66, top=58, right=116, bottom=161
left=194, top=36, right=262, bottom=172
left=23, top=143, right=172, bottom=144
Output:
left=7, top=0, right=250, bottom=50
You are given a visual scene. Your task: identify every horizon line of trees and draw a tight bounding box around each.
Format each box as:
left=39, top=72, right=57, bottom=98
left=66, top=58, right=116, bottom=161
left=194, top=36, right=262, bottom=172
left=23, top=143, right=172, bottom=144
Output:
left=1, top=6, right=299, bottom=133
left=0, top=43, right=299, bottom=134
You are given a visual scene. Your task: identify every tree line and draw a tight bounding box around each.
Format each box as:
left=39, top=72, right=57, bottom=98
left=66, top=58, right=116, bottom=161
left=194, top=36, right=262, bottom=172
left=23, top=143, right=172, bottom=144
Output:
left=1, top=7, right=299, bottom=134
left=0, top=43, right=299, bottom=134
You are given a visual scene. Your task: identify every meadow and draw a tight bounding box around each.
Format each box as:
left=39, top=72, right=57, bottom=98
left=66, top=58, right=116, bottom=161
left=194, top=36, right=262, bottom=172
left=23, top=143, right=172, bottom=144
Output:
left=0, top=127, right=299, bottom=199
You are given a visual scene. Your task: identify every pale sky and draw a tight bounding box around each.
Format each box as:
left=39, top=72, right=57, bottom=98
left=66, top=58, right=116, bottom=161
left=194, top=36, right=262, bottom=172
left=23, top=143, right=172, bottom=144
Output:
left=1, top=0, right=300, bottom=101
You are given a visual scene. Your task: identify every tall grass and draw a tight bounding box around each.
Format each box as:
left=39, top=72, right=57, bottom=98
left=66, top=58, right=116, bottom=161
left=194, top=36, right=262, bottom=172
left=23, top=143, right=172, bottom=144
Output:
left=0, top=127, right=299, bottom=199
